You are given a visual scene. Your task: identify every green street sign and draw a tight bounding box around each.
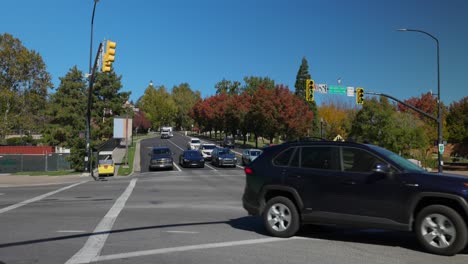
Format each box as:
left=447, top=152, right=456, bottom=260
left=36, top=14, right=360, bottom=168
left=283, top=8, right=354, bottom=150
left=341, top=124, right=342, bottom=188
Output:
left=438, top=144, right=444, bottom=154
left=329, top=86, right=347, bottom=95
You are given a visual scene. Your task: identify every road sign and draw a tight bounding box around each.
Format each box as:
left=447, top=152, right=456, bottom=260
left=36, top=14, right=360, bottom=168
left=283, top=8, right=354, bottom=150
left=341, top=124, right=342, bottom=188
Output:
left=438, top=144, right=444, bottom=154
left=347, top=87, right=354, bottom=97
left=328, top=86, right=347, bottom=95
left=315, top=84, right=328, bottom=94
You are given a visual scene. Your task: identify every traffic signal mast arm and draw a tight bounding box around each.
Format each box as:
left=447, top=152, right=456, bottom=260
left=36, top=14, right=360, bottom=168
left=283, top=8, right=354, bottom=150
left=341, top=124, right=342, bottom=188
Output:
left=365, top=91, right=437, bottom=122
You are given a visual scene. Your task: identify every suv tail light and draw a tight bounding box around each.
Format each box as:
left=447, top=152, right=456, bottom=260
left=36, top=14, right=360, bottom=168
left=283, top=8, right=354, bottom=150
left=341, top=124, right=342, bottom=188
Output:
left=244, top=167, right=253, bottom=175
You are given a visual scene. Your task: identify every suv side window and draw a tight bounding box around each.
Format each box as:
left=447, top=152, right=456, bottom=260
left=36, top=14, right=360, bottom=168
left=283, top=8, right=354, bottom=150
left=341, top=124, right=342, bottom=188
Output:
left=301, top=146, right=339, bottom=170
left=342, top=147, right=384, bottom=172
left=273, top=148, right=295, bottom=166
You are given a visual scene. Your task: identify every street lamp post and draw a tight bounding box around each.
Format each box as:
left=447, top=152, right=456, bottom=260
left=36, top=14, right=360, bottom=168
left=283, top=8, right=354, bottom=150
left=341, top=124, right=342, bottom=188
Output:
left=398, top=28, right=443, bottom=172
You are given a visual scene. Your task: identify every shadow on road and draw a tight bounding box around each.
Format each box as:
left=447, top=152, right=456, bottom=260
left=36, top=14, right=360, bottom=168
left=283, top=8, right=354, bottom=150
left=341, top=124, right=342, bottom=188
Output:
left=1, top=215, right=467, bottom=256
left=228, top=216, right=468, bottom=255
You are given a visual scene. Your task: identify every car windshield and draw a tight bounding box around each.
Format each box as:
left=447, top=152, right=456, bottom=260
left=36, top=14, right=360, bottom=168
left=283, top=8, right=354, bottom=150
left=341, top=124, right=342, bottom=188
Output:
left=191, top=140, right=201, bottom=144
left=185, top=151, right=201, bottom=157
left=367, top=145, right=425, bottom=172
left=250, top=150, right=261, bottom=156
left=219, top=150, right=233, bottom=156
left=153, top=148, right=171, bottom=155
left=99, top=160, right=113, bottom=165
left=202, top=145, right=216, bottom=150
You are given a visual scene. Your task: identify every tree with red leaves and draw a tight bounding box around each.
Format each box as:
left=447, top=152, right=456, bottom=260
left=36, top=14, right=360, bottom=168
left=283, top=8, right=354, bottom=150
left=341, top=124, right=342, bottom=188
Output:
left=133, top=110, right=151, bottom=134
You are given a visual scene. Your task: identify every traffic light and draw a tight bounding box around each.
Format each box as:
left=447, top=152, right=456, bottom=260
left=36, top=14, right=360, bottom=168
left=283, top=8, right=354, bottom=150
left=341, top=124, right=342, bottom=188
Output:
left=356, top=87, right=364, bottom=105
left=305, top=79, right=315, bottom=102
left=102, top=40, right=117, bottom=72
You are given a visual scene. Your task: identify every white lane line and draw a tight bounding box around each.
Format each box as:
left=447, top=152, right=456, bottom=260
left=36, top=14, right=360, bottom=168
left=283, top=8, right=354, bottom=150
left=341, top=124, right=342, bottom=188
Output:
left=57, top=230, right=87, bottom=233
left=94, top=237, right=306, bottom=263
left=65, top=178, right=138, bottom=264
left=205, top=163, right=217, bottom=171
left=173, top=162, right=182, bottom=172
left=165, top=230, right=199, bottom=234
left=167, top=139, right=184, bottom=151
left=0, top=181, right=87, bottom=215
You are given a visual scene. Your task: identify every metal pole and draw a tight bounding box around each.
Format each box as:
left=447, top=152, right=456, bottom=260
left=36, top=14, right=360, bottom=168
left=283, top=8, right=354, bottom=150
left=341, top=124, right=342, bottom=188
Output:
left=398, top=29, right=443, bottom=172
left=89, top=0, right=98, bottom=74
left=85, top=0, right=99, bottom=177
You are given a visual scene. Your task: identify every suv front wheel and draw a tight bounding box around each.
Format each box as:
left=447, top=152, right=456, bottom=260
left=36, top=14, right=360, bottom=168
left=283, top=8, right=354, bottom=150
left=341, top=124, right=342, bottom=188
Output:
left=415, top=205, right=468, bottom=256
left=263, top=196, right=300, bottom=238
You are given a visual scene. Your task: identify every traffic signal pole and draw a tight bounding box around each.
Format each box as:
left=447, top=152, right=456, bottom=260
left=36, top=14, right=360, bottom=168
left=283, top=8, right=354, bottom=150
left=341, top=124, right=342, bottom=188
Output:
left=85, top=42, right=103, bottom=180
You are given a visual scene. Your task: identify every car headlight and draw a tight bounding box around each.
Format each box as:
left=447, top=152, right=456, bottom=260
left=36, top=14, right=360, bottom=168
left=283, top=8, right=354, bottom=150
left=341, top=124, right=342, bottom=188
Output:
left=200, top=159, right=204, bottom=162
left=234, top=157, right=237, bottom=160
left=184, top=159, right=189, bottom=162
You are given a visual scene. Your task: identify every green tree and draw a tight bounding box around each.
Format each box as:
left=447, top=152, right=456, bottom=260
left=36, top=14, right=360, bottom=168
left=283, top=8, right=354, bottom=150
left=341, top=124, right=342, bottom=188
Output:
left=43, top=66, right=87, bottom=171
left=350, top=97, right=427, bottom=156
left=0, top=33, right=52, bottom=143
left=215, top=79, right=241, bottom=95
left=446, top=96, right=468, bottom=143
left=242, top=76, right=275, bottom=94
left=139, top=84, right=176, bottom=129
left=294, top=57, right=318, bottom=136
left=172, top=83, right=201, bottom=130
left=92, top=70, right=130, bottom=145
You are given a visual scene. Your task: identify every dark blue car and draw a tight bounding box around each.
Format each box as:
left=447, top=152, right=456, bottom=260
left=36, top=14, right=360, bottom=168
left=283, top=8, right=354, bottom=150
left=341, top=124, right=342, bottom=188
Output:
left=179, top=150, right=205, bottom=168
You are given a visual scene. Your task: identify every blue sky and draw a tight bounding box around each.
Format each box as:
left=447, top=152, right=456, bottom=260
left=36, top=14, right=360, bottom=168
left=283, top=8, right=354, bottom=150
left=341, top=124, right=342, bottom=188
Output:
left=1, top=0, right=467, bottom=106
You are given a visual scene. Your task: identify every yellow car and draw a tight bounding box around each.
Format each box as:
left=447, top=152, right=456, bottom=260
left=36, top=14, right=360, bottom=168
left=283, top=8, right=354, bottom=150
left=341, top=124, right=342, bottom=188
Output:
left=98, top=151, right=114, bottom=176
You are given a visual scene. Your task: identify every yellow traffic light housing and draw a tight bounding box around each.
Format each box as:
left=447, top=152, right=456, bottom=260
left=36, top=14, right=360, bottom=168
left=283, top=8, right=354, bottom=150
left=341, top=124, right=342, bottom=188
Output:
left=101, top=40, right=117, bottom=72
left=356, top=87, right=364, bottom=105
left=305, top=79, right=315, bottom=102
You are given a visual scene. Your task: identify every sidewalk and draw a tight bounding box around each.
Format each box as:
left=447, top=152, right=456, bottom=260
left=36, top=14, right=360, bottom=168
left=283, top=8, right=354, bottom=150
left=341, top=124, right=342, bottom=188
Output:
left=0, top=174, right=90, bottom=187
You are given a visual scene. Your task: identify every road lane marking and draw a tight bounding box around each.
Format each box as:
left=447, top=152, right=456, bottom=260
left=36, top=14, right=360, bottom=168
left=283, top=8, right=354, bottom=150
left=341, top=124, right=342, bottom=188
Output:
left=205, top=163, right=217, bottom=170
left=167, top=139, right=184, bottom=151
left=65, top=178, right=137, bottom=264
left=0, top=181, right=87, bottom=215
left=173, top=162, right=182, bottom=171
left=94, top=237, right=307, bottom=262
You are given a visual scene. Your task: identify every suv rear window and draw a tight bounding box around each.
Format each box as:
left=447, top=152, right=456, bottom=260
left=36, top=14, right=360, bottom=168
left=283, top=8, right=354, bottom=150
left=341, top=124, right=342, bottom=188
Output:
left=273, top=148, right=295, bottom=166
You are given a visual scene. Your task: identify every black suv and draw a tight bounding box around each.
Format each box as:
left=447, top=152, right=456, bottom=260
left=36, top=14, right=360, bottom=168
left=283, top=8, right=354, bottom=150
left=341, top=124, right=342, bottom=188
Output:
left=242, top=141, right=468, bottom=255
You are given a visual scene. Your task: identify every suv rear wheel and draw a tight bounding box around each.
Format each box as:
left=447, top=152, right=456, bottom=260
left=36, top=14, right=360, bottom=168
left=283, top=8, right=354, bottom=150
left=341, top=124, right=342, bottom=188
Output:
left=263, top=196, right=300, bottom=238
left=415, top=205, right=468, bottom=255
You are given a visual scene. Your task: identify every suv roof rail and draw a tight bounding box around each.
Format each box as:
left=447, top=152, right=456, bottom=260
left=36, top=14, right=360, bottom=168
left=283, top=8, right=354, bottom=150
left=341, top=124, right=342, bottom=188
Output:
left=286, top=136, right=328, bottom=143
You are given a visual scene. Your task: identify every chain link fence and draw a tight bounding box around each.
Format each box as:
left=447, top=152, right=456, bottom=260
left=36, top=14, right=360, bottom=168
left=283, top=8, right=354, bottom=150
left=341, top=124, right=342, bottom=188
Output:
left=0, top=153, right=71, bottom=173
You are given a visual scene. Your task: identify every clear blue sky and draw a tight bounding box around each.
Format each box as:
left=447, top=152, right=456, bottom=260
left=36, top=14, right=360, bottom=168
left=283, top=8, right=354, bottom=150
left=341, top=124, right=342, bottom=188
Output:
left=1, top=0, right=467, bottom=106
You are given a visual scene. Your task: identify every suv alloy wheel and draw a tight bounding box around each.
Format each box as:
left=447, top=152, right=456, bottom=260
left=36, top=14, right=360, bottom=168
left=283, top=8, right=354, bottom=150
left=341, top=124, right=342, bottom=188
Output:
left=263, top=196, right=300, bottom=238
left=415, top=205, right=468, bottom=255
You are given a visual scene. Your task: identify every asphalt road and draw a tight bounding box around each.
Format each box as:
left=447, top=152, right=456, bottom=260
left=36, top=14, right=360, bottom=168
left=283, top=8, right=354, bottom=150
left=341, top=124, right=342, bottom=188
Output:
left=0, top=135, right=467, bottom=263
left=139, top=132, right=245, bottom=173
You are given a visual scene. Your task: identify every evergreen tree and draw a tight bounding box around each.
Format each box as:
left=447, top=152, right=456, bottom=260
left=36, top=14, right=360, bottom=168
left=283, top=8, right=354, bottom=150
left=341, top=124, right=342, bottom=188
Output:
left=294, top=57, right=319, bottom=136
left=92, top=70, right=131, bottom=146
left=43, top=66, right=87, bottom=171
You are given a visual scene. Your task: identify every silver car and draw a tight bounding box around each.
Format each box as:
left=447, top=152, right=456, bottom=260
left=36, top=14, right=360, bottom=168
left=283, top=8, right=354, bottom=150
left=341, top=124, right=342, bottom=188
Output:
left=241, top=148, right=262, bottom=166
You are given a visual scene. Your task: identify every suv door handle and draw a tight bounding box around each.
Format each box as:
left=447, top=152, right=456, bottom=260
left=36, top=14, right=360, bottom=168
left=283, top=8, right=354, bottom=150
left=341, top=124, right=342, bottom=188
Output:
left=343, top=180, right=357, bottom=185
